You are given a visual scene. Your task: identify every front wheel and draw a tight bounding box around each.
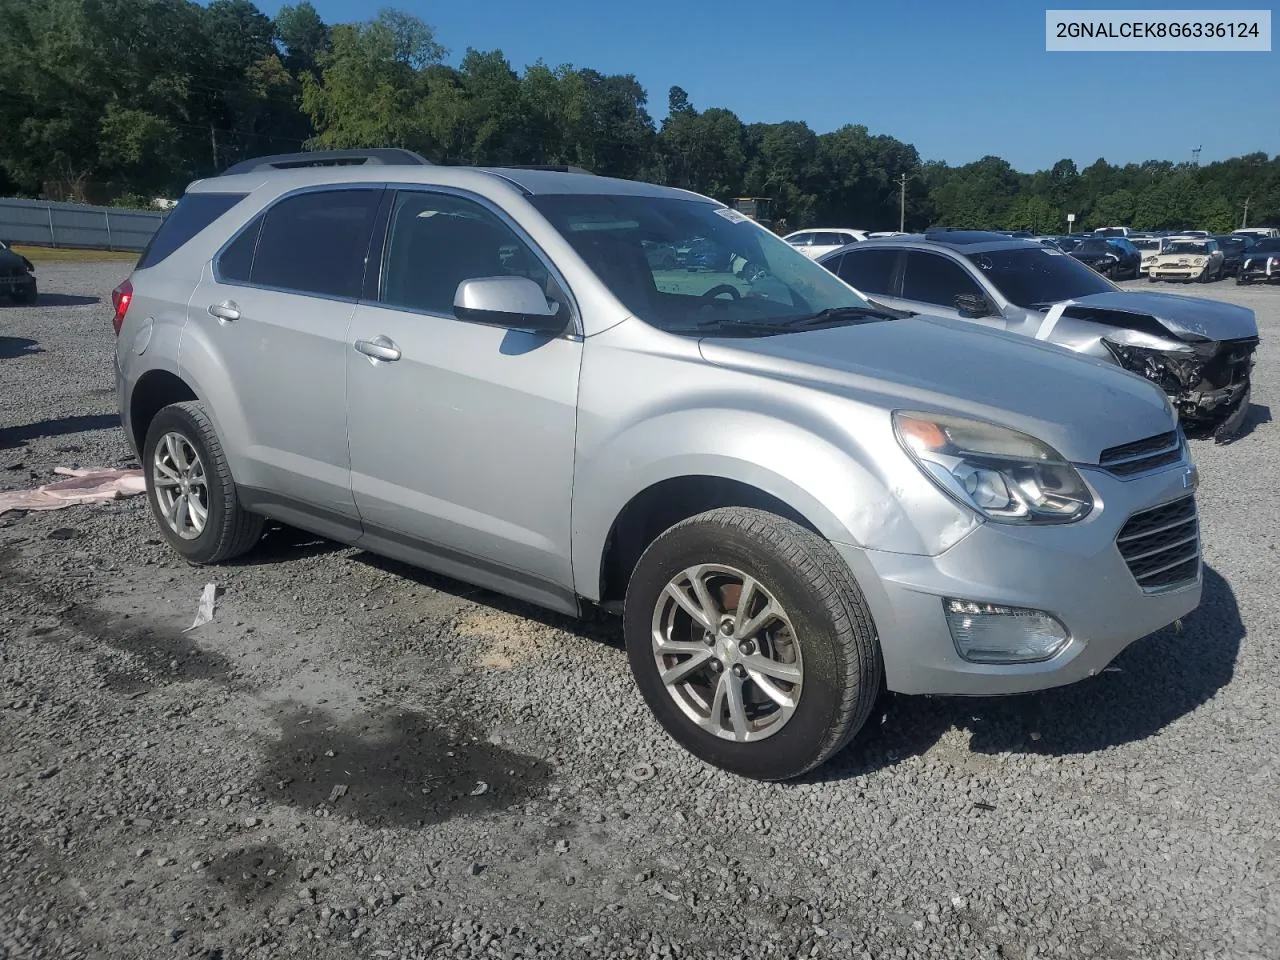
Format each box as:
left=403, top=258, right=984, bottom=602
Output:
left=624, top=507, right=882, bottom=780
left=11, top=282, right=36, bottom=305
left=143, top=401, right=263, bottom=564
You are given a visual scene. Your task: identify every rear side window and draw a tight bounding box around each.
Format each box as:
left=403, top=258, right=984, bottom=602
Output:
left=136, top=193, right=246, bottom=270
left=249, top=189, right=382, bottom=299
left=838, top=248, right=899, bottom=295
left=217, top=215, right=262, bottom=282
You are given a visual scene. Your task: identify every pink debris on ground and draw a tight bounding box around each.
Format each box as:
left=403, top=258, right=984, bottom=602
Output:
left=0, top=467, right=146, bottom=516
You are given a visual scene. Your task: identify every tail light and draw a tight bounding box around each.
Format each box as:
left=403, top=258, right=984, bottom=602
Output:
left=111, top=278, right=133, bottom=335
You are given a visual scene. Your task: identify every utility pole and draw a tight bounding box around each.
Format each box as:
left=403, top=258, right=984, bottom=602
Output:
left=1192, top=145, right=1202, bottom=166
left=894, top=173, right=910, bottom=232
left=1242, top=196, right=1251, bottom=229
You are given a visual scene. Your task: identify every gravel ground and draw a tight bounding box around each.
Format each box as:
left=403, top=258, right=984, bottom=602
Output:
left=1, top=262, right=1278, bottom=960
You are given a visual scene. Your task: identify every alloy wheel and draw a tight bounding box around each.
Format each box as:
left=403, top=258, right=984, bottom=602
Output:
left=152, top=431, right=209, bottom=540
left=650, top=563, right=804, bottom=742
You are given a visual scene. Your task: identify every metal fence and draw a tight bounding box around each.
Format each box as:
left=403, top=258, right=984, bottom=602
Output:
left=0, top=197, right=165, bottom=252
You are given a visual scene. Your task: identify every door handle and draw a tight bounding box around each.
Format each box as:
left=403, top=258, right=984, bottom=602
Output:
left=354, top=336, right=402, bottom=362
left=208, top=300, right=240, bottom=322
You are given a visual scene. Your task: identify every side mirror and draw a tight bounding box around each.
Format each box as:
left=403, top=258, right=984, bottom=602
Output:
left=453, top=276, right=564, bottom=334
left=954, top=292, right=995, bottom=318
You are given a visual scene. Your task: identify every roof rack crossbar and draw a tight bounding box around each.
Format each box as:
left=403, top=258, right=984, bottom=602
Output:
left=484, top=164, right=594, bottom=175
left=220, top=148, right=433, bottom=176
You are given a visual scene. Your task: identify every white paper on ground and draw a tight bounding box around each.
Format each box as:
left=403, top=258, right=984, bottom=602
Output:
left=185, top=583, right=218, bottom=632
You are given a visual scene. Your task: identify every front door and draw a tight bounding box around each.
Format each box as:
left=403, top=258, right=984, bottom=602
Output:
left=345, top=189, right=582, bottom=612
left=896, top=251, right=1007, bottom=330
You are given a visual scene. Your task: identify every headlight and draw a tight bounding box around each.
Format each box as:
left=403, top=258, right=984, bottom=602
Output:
left=1193, top=257, right=1206, bottom=266
left=893, top=412, right=1094, bottom=524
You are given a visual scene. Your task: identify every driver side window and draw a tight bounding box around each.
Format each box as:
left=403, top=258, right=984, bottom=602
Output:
left=900, top=252, right=984, bottom=308
left=380, top=191, right=552, bottom=318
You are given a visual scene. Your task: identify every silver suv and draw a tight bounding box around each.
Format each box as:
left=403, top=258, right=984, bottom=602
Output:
left=114, top=151, right=1202, bottom=780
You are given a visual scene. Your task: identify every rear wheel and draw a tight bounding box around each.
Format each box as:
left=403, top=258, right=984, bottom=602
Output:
left=624, top=507, right=882, bottom=780
left=143, top=401, right=263, bottom=564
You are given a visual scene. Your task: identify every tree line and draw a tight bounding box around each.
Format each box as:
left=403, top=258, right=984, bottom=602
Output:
left=1, top=0, right=1277, bottom=233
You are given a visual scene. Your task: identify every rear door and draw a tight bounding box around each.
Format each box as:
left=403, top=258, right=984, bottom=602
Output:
left=184, top=186, right=383, bottom=533
left=344, top=188, right=582, bottom=612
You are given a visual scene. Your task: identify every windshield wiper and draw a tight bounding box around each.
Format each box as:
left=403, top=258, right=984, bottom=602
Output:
left=786, top=305, right=906, bottom=326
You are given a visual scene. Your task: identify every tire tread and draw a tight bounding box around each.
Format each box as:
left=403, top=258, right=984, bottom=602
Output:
left=148, top=401, right=262, bottom=564
left=634, top=506, right=882, bottom=778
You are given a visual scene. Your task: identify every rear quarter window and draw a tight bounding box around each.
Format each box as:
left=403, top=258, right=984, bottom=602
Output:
left=135, top=193, right=247, bottom=270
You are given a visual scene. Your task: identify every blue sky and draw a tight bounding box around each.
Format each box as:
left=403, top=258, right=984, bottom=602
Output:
left=253, top=0, right=1277, bottom=172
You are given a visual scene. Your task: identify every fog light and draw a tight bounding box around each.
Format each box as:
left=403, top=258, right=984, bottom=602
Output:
left=944, top=599, right=1070, bottom=664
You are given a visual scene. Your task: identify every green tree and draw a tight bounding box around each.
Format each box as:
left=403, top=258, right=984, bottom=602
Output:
left=301, top=9, right=446, bottom=153
left=275, top=1, right=330, bottom=75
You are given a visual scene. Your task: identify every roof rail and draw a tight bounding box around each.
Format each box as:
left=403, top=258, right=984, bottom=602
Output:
left=485, top=164, right=594, bottom=175
left=220, top=148, right=433, bottom=176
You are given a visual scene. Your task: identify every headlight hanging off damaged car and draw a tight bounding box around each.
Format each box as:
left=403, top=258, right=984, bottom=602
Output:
left=894, top=412, right=1094, bottom=524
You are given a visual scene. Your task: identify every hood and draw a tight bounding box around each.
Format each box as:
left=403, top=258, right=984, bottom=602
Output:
left=698, top=315, right=1174, bottom=464
left=1065, top=290, right=1257, bottom=342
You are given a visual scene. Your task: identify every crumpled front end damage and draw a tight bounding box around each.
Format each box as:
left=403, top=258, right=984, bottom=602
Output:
left=1057, top=300, right=1259, bottom=442
left=1102, top=335, right=1257, bottom=441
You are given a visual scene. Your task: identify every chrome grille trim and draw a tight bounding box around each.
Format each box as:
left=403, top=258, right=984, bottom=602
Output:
left=1098, top=430, right=1184, bottom=478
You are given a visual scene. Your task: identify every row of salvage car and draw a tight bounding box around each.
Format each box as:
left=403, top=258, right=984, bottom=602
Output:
left=806, top=229, right=1260, bottom=442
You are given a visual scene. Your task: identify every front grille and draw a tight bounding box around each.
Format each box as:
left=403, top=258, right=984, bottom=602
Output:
left=1098, top=431, right=1183, bottom=477
left=1117, top=496, right=1200, bottom=591
left=0, top=265, right=21, bottom=279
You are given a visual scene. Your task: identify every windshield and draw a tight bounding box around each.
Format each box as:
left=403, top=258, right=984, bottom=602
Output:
left=1132, top=239, right=1162, bottom=251
left=966, top=246, right=1114, bottom=308
left=1216, top=239, right=1244, bottom=254
left=1252, top=238, right=1280, bottom=253
left=1073, top=239, right=1111, bottom=255
left=529, top=194, right=876, bottom=336
left=1167, top=241, right=1208, bottom=255
left=1094, top=228, right=1125, bottom=237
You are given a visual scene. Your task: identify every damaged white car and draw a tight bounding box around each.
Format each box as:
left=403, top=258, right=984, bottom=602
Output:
left=818, top=231, right=1259, bottom=441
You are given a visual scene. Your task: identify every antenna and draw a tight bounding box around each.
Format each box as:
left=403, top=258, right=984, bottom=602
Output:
left=1192, top=145, right=1202, bottom=166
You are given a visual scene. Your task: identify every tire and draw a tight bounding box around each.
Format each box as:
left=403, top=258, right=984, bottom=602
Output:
left=143, top=401, right=263, bottom=564
left=623, top=507, right=882, bottom=780
left=11, top=282, right=36, bottom=305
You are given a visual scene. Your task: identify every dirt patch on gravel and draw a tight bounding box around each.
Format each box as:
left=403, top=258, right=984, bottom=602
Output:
left=458, top=608, right=557, bottom=669
left=254, top=704, right=550, bottom=827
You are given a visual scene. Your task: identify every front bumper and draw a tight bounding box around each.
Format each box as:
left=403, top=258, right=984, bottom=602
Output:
left=1149, top=265, right=1204, bottom=280
left=1239, top=263, right=1279, bottom=282
left=0, top=273, right=34, bottom=290
left=835, top=461, right=1201, bottom=696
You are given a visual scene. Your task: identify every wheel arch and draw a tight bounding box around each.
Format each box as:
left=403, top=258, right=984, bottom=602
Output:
left=129, top=369, right=199, bottom=455
left=594, top=474, right=827, bottom=606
